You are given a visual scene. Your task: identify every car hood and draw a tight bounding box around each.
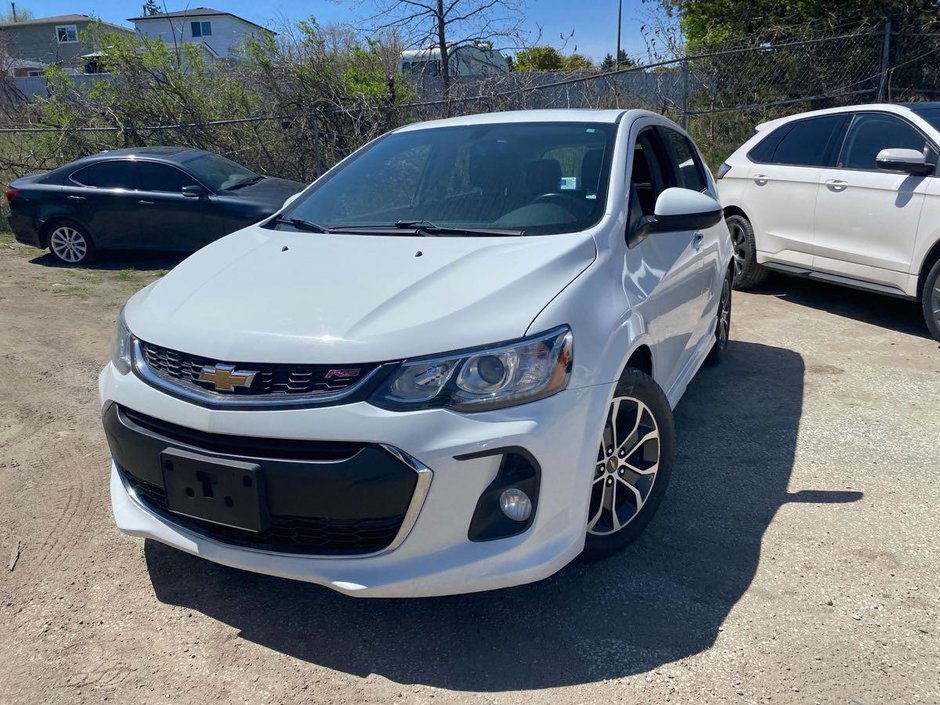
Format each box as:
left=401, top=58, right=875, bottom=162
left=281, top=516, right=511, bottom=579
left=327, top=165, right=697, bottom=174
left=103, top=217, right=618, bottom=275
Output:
left=228, top=176, right=304, bottom=206
left=125, top=226, right=597, bottom=363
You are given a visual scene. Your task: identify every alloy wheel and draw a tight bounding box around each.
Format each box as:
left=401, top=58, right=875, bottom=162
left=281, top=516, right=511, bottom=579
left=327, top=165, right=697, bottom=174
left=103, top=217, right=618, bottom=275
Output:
left=49, top=226, right=88, bottom=264
left=932, top=281, right=940, bottom=330
left=587, top=396, right=661, bottom=536
left=729, top=220, right=748, bottom=281
left=717, top=276, right=732, bottom=349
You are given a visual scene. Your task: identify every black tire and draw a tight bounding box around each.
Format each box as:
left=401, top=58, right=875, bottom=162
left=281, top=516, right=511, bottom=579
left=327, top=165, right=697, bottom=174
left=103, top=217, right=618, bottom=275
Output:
left=705, top=267, right=733, bottom=366
left=582, top=368, right=677, bottom=560
left=727, top=214, right=767, bottom=290
left=921, top=257, right=940, bottom=341
left=46, top=220, right=95, bottom=265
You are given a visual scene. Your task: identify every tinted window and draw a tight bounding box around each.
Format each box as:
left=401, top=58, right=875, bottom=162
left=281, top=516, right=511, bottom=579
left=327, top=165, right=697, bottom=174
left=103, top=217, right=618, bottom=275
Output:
left=139, top=162, right=199, bottom=192
left=281, top=122, right=616, bottom=236
left=71, top=161, right=139, bottom=189
left=839, top=114, right=930, bottom=170
left=630, top=129, right=669, bottom=221
left=659, top=127, right=708, bottom=191
left=747, top=125, right=790, bottom=163
left=180, top=153, right=256, bottom=191
left=763, top=116, right=845, bottom=166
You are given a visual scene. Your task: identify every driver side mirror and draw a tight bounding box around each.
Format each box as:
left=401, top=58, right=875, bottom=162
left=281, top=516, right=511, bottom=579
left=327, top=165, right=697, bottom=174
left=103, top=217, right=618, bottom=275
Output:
left=875, top=148, right=936, bottom=175
left=182, top=185, right=209, bottom=198
left=628, top=188, right=723, bottom=247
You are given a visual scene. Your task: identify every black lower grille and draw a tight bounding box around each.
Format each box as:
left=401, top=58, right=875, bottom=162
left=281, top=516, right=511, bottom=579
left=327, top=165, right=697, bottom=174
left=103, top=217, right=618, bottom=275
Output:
left=140, top=341, right=378, bottom=398
left=121, top=468, right=405, bottom=555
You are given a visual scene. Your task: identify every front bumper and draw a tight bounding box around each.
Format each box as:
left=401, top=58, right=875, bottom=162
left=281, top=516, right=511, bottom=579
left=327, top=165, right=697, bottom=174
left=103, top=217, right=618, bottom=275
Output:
left=101, top=362, right=615, bottom=597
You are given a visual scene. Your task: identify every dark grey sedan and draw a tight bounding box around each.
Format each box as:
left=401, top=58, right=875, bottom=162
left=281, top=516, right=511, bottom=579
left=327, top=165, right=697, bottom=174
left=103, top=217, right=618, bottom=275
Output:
left=4, top=147, right=304, bottom=264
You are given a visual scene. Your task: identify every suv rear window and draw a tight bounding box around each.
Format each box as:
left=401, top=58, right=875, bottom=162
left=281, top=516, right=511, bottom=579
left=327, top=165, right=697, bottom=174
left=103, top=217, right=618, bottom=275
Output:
left=749, top=115, right=846, bottom=167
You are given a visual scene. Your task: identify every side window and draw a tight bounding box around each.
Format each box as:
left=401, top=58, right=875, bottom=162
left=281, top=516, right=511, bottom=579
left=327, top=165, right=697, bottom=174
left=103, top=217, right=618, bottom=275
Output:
left=627, top=129, right=669, bottom=240
left=839, top=114, right=932, bottom=170
left=658, top=127, right=708, bottom=192
left=139, top=162, right=199, bottom=193
left=762, top=115, right=846, bottom=167
left=71, top=161, right=139, bottom=190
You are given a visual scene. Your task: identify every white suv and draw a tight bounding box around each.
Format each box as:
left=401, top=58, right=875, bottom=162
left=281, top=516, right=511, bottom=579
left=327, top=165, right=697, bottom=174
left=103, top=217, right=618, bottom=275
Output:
left=101, top=110, right=733, bottom=597
left=718, top=102, right=940, bottom=339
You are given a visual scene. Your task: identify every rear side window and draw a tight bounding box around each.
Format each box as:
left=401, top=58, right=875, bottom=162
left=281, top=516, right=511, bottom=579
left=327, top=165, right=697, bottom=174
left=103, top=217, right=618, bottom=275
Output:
left=71, top=161, right=139, bottom=189
left=839, top=114, right=931, bottom=170
left=139, top=162, right=199, bottom=192
left=750, top=115, right=846, bottom=167
left=658, top=127, right=708, bottom=192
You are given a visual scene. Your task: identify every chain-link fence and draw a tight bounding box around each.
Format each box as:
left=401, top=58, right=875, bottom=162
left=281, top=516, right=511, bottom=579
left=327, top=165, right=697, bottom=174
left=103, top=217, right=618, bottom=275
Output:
left=2, top=25, right=939, bottom=189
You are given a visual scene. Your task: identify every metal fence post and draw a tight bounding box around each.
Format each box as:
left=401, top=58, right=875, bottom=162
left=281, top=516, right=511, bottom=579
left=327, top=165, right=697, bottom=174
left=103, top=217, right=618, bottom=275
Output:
left=681, top=58, right=689, bottom=129
left=878, top=20, right=892, bottom=102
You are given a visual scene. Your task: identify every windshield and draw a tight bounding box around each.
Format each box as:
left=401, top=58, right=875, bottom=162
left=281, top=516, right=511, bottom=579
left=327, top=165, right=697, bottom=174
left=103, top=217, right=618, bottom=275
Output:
left=281, top=122, right=616, bottom=235
left=181, top=152, right=258, bottom=191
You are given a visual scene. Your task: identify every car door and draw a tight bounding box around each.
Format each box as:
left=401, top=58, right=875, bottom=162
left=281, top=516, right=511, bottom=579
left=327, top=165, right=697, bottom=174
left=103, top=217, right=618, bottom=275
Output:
left=66, top=161, right=142, bottom=249
left=813, top=112, right=934, bottom=291
left=137, top=161, right=211, bottom=251
left=657, top=125, right=719, bottom=352
left=625, top=126, right=704, bottom=390
left=743, top=114, right=848, bottom=268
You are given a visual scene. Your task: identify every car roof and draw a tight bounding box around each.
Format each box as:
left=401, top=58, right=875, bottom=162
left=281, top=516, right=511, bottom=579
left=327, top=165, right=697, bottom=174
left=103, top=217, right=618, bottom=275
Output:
left=72, top=146, right=209, bottom=165
left=754, top=102, right=938, bottom=132
left=393, top=109, right=633, bottom=133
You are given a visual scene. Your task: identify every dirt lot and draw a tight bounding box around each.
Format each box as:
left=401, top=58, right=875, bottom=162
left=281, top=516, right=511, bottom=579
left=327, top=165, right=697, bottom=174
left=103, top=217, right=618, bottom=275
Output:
left=0, top=233, right=938, bottom=705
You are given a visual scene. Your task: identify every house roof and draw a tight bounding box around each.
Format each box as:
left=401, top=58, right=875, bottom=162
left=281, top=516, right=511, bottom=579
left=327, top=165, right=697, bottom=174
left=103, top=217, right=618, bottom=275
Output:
left=0, top=14, right=133, bottom=33
left=127, top=7, right=275, bottom=35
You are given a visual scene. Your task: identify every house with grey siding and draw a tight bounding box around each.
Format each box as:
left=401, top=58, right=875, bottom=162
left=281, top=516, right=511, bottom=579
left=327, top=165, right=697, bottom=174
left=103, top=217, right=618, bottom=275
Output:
left=0, top=14, right=133, bottom=75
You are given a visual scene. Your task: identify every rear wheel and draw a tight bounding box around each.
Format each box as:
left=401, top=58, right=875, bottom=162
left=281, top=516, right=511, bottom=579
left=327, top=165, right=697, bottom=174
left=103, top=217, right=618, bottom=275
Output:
left=921, top=258, right=940, bottom=341
left=582, top=369, right=676, bottom=560
left=48, top=221, right=95, bottom=265
left=727, top=214, right=767, bottom=290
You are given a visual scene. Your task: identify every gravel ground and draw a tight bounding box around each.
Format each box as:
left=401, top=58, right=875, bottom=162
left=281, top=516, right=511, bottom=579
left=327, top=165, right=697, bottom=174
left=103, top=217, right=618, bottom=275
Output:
left=1, top=235, right=938, bottom=704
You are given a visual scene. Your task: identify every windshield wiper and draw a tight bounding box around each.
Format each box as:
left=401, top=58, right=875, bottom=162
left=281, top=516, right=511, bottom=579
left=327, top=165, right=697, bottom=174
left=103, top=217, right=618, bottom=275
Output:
left=394, top=220, right=525, bottom=237
left=267, top=215, right=331, bottom=233
left=225, top=175, right=265, bottom=190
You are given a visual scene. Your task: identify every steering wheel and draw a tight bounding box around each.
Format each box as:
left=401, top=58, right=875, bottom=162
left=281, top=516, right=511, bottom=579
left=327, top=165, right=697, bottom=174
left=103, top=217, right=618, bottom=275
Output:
left=532, top=192, right=586, bottom=215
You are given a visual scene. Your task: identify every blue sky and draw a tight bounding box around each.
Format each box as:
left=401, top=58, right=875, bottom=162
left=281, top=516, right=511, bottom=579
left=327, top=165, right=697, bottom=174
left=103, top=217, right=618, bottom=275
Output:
left=21, top=0, right=660, bottom=61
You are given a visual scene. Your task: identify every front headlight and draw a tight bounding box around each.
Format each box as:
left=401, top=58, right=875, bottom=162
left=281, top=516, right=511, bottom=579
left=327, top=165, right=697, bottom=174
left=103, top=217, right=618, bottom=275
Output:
left=111, top=307, right=134, bottom=375
left=371, top=326, right=573, bottom=412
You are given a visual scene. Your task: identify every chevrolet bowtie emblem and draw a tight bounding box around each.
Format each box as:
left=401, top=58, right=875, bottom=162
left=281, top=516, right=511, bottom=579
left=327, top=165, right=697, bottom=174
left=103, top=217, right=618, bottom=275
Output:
left=197, top=364, right=258, bottom=392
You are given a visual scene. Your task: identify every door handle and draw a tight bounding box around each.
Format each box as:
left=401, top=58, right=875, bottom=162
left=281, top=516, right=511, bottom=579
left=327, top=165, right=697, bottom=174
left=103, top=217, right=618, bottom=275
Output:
left=138, top=200, right=155, bottom=205
left=825, top=179, right=848, bottom=192
left=66, top=195, right=86, bottom=201
left=753, top=174, right=769, bottom=185
left=692, top=233, right=704, bottom=250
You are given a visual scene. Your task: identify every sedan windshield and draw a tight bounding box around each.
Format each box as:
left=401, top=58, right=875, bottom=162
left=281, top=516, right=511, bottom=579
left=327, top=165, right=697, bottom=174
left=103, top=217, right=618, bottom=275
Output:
left=281, top=122, right=616, bottom=235
left=181, top=152, right=259, bottom=191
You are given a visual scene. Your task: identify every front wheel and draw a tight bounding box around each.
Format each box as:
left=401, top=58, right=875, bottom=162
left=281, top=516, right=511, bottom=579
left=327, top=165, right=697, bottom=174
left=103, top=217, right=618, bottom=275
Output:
left=705, top=269, right=733, bottom=365
left=921, top=257, right=940, bottom=341
left=582, top=368, right=677, bottom=560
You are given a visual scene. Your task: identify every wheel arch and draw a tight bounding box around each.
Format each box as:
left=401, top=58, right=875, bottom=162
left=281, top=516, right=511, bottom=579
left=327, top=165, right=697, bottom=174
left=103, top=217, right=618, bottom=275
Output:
left=39, top=216, right=91, bottom=249
left=723, top=204, right=749, bottom=221
left=917, top=237, right=940, bottom=299
left=623, top=344, right=653, bottom=379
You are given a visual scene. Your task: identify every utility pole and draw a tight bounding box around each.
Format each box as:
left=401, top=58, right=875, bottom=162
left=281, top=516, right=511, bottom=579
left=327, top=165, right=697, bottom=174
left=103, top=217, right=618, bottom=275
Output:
left=11, top=2, right=18, bottom=22
left=615, top=0, right=622, bottom=70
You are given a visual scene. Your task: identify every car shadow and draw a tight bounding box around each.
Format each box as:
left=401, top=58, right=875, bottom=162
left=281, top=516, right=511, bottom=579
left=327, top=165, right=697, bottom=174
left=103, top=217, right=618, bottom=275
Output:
left=28, top=250, right=188, bottom=272
left=145, top=340, right=861, bottom=690
left=749, top=273, right=930, bottom=339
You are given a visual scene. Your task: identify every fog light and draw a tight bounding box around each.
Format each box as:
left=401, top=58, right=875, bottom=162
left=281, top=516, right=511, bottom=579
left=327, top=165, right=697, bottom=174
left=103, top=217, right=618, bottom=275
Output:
left=499, top=488, right=532, bottom=522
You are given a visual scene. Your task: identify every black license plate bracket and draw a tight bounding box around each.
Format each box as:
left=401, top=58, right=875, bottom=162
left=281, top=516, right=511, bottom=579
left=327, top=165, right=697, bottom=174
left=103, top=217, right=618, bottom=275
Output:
left=160, top=448, right=267, bottom=532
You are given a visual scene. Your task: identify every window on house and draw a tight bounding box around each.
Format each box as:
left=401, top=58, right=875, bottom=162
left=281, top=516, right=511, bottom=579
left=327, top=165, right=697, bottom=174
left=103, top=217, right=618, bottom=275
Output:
left=191, top=21, right=212, bottom=38
left=56, top=25, right=78, bottom=43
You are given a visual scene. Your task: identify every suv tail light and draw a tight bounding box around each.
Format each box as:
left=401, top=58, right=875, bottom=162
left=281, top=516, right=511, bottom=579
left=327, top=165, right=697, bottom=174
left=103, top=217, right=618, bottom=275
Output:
left=4, top=188, right=18, bottom=204
left=716, top=163, right=731, bottom=180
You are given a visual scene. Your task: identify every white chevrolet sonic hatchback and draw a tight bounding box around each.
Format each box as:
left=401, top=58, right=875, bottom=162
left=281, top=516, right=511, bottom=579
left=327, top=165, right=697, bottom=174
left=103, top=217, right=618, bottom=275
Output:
left=101, top=110, right=733, bottom=597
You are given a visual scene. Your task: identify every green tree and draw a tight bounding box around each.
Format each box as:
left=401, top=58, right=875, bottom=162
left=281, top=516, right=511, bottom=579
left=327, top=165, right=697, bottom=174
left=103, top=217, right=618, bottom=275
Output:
left=600, top=49, right=632, bottom=71
left=515, top=46, right=595, bottom=71
left=141, top=0, right=162, bottom=16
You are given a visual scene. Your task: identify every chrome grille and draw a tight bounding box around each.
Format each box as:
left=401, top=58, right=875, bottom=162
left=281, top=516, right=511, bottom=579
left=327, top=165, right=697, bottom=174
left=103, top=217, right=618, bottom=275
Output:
left=139, top=341, right=378, bottom=398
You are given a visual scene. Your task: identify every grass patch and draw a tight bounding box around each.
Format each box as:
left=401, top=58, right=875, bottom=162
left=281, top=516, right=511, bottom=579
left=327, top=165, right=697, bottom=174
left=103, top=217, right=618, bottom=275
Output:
left=116, top=268, right=134, bottom=281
